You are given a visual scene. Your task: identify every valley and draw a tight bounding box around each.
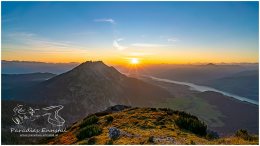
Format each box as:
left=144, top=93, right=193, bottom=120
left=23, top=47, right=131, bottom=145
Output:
left=139, top=77, right=258, bottom=136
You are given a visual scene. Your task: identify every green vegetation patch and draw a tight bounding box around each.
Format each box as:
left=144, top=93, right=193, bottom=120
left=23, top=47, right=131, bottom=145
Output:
left=105, top=115, right=114, bottom=124
left=76, top=125, right=102, bottom=140
left=80, top=115, right=99, bottom=128
left=235, top=129, right=257, bottom=141
left=174, top=111, right=207, bottom=136
left=87, top=137, right=97, bottom=145
left=106, top=139, right=114, bottom=145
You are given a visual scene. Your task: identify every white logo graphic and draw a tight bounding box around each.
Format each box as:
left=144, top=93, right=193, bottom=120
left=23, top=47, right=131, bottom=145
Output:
left=12, top=104, right=65, bottom=126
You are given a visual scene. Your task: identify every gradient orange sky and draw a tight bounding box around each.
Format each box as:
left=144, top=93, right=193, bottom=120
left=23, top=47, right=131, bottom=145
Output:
left=2, top=47, right=259, bottom=66
left=2, top=2, right=259, bottom=65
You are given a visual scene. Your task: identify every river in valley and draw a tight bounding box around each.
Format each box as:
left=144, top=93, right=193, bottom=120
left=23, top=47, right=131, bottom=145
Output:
left=148, top=76, right=258, bottom=105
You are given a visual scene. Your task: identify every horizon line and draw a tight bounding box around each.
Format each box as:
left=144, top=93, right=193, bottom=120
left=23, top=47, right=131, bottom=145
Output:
left=2, top=59, right=259, bottom=65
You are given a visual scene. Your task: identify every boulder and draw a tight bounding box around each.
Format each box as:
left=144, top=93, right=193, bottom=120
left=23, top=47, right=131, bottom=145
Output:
left=108, top=127, right=120, bottom=139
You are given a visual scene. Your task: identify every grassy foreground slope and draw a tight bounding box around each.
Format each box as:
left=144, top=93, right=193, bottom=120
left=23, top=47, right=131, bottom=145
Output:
left=47, top=106, right=258, bottom=145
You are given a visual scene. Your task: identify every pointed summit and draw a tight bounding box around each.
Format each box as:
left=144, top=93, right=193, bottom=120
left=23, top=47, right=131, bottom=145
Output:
left=71, top=60, right=123, bottom=80
left=75, top=61, right=108, bottom=70
left=80, top=60, right=106, bottom=66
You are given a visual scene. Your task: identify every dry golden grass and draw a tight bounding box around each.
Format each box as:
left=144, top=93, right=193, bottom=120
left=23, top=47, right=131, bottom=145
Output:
left=47, top=107, right=258, bottom=145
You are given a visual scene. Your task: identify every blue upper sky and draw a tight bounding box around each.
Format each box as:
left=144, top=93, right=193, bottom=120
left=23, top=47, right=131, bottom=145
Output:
left=1, top=1, right=259, bottom=64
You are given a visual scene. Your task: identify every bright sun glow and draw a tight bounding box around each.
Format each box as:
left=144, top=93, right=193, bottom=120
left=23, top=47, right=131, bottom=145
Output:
left=130, top=58, right=139, bottom=64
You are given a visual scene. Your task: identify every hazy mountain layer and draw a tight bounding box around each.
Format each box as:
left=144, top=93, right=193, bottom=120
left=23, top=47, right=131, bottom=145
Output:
left=2, top=72, right=56, bottom=100
left=204, top=70, right=259, bottom=101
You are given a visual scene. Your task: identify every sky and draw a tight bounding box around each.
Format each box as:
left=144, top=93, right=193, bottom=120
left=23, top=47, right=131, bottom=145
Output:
left=1, top=1, right=259, bottom=65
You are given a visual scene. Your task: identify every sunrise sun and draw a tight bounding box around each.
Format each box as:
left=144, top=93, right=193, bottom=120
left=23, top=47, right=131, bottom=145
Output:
left=130, top=58, right=139, bottom=64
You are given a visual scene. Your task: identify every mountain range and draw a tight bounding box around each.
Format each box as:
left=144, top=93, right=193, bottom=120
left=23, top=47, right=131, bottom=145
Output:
left=1, top=61, right=258, bottom=145
left=4, top=61, right=173, bottom=124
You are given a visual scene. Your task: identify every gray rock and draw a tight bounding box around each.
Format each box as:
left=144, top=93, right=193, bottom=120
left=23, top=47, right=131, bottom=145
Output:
left=108, top=127, right=120, bottom=139
left=153, top=136, right=175, bottom=144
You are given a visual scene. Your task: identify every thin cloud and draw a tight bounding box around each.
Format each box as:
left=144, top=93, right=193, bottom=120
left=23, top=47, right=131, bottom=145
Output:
left=131, top=43, right=174, bottom=47
left=4, top=32, right=88, bottom=53
left=167, top=38, right=179, bottom=42
left=160, top=35, right=180, bottom=42
left=113, top=38, right=127, bottom=50
left=8, top=32, right=36, bottom=38
left=7, top=32, right=70, bottom=49
left=129, top=52, right=155, bottom=56
left=94, top=18, right=116, bottom=24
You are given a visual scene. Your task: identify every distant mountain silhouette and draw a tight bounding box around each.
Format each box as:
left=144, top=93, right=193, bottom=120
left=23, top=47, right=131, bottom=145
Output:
left=204, top=70, right=259, bottom=101
left=206, top=63, right=216, bottom=66
left=2, top=72, right=56, bottom=100
left=16, top=61, right=173, bottom=123
left=2, top=60, right=79, bottom=74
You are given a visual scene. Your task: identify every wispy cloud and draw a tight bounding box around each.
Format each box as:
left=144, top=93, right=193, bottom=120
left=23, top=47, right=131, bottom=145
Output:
left=160, top=35, right=180, bottom=42
left=3, top=32, right=88, bottom=53
left=8, top=32, right=36, bottom=38
left=94, top=18, right=116, bottom=24
left=72, top=31, right=96, bottom=36
left=129, top=52, right=155, bottom=56
left=131, top=43, right=174, bottom=47
left=167, top=38, right=179, bottom=42
left=113, top=38, right=127, bottom=50
left=7, top=32, right=70, bottom=49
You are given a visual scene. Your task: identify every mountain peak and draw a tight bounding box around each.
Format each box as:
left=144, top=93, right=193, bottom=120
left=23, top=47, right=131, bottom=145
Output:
left=206, top=63, right=217, bottom=66
left=80, top=60, right=106, bottom=67
left=47, top=60, right=123, bottom=84
left=75, top=60, right=110, bottom=71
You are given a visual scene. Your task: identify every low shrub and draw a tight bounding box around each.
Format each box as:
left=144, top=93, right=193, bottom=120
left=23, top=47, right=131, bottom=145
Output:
left=175, top=111, right=207, bottom=136
left=80, top=115, right=99, bottom=128
left=173, top=111, right=198, bottom=120
left=137, top=116, right=148, bottom=120
left=76, top=125, right=102, bottom=140
left=235, top=129, right=254, bottom=141
left=140, top=124, right=154, bottom=129
left=139, top=121, right=155, bottom=129
left=148, top=136, right=154, bottom=143
left=106, top=139, right=113, bottom=145
left=87, top=137, right=97, bottom=145
left=154, top=116, right=165, bottom=126
left=160, top=125, right=166, bottom=129
left=156, top=116, right=164, bottom=122
left=133, top=121, right=139, bottom=125
left=190, top=140, right=196, bottom=145
left=105, top=116, right=114, bottom=124
left=206, top=130, right=219, bottom=140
